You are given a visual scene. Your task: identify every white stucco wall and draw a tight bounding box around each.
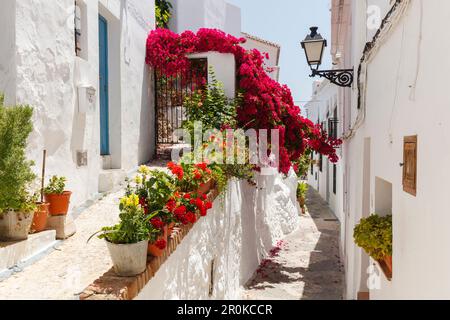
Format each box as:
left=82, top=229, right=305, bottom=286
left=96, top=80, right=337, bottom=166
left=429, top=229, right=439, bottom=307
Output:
left=241, top=35, right=280, bottom=81
left=136, top=170, right=301, bottom=300
left=338, top=0, right=450, bottom=299
left=169, top=0, right=242, bottom=38
left=305, top=80, right=343, bottom=224
left=0, top=0, right=156, bottom=209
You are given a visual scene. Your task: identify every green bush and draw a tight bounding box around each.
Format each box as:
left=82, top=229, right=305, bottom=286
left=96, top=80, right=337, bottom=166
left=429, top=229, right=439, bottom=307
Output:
left=155, top=0, right=172, bottom=29
left=353, top=214, right=392, bottom=260
left=44, top=175, right=67, bottom=195
left=0, top=95, right=36, bottom=213
left=296, top=182, right=309, bottom=199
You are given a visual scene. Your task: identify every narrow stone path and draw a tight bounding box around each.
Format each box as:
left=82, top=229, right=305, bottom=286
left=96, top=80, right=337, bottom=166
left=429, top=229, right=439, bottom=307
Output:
left=0, top=161, right=167, bottom=300
left=243, top=187, right=344, bottom=300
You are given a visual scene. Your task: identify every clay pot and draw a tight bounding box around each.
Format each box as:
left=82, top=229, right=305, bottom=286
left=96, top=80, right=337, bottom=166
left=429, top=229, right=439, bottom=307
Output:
left=148, top=235, right=166, bottom=257
left=384, top=255, right=393, bottom=274
left=106, top=240, right=149, bottom=277
left=31, top=203, right=50, bottom=233
left=0, top=210, right=34, bottom=241
left=44, top=191, right=72, bottom=216
left=197, top=179, right=214, bottom=195
left=168, top=222, right=175, bottom=236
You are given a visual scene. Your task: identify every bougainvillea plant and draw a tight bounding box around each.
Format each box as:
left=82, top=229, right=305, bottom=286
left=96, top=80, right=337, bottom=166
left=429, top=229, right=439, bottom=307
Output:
left=146, top=28, right=342, bottom=174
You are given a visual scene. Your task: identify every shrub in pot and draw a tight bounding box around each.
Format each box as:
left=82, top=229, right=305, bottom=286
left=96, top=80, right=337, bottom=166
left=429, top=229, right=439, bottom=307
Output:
left=296, top=182, right=309, bottom=214
left=96, top=194, right=151, bottom=277
left=0, top=97, right=37, bottom=241
left=44, top=176, right=72, bottom=216
left=354, top=214, right=393, bottom=274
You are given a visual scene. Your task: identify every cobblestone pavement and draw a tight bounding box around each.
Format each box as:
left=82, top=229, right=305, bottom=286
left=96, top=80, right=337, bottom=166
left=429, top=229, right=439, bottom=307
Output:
left=243, top=187, right=344, bottom=300
left=0, top=162, right=167, bottom=300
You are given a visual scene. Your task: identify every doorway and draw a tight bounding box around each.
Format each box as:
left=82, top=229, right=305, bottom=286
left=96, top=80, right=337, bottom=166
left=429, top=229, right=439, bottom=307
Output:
left=99, top=15, right=110, bottom=156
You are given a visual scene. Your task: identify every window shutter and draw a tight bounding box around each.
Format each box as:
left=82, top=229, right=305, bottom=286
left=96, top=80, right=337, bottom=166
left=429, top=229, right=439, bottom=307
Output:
left=403, top=136, right=417, bottom=196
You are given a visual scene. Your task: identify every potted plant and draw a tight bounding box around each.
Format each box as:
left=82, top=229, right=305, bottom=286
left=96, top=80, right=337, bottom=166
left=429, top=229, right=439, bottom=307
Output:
left=147, top=215, right=167, bottom=257
left=0, top=99, right=37, bottom=241
left=296, top=182, right=309, bottom=214
left=94, top=194, right=151, bottom=277
left=31, top=201, right=50, bottom=234
left=354, top=214, right=393, bottom=278
left=44, top=176, right=72, bottom=216
left=170, top=161, right=216, bottom=195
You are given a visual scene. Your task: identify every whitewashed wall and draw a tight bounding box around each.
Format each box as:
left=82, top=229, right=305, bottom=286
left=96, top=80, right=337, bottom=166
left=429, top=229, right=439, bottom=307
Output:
left=241, top=35, right=280, bottom=81
left=340, top=0, right=450, bottom=299
left=304, top=80, right=343, bottom=223
left=136, top=170, right=301, bottom=300
left=0, top=0, right=155, bottom=209
left=168, top=0, right=242, bottom=38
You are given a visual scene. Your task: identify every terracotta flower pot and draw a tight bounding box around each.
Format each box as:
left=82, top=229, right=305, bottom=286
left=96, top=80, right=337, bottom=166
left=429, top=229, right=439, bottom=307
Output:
left=163, top=225, right=169, bottom=241
left=384, top=255, right=393, bottom=273
left=0, top=210, right=34, bottom=241
left=148, top=235, right=166, bottom=257
left=197, top=179, right=214, bottom=195
left=31, top=203, right=50, bottom=233
left=44, top=191, right=72, bottom=216
left=168, top=222, right=175, bottom=236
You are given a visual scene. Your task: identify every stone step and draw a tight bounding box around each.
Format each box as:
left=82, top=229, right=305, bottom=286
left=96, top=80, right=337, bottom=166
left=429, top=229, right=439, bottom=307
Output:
left=0, top=230, right=57, bottom=274
left=98, top=169, right=127, bottom=193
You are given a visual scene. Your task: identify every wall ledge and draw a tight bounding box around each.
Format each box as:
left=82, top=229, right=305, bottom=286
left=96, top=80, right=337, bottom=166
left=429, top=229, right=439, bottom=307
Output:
left=79, top=188, right=221, bottom=301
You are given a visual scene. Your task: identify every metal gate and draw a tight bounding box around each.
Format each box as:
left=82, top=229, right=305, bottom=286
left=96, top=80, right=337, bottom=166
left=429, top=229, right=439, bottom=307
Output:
left=155, top=58, right=208, bottom=145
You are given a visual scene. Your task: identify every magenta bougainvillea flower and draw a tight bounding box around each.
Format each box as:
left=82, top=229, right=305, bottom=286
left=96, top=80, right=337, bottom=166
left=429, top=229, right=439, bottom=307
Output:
left=146, top=28, right=342, bottom=174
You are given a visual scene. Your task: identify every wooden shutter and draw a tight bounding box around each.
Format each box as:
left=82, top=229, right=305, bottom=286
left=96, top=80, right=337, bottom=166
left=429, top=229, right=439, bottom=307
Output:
left=403, top=136, right=417, bottom=196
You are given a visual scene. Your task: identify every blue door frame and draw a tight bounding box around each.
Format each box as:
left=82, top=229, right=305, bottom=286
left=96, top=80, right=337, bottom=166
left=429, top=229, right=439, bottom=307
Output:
left=99, top=15, right=110, bottom=155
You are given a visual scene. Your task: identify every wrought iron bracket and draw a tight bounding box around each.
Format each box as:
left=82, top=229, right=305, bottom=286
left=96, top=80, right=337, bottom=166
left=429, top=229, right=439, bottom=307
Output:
left=310, top=68, right=354, bottom=88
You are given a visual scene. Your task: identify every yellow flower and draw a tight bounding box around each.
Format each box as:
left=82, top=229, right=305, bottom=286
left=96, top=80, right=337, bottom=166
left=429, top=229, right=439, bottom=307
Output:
left=120, top=194, right=140, bottom=209
left=135, top=175, right=143, bottom=184
left=138, top=165, right=150, bottom=175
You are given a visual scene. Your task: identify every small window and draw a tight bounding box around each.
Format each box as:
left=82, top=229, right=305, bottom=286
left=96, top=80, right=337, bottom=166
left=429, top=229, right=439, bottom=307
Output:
left=310, top=153, right=314, bottom=175
left=403, top=136, right=417, bottom=196
left=319, top=154, right=323, bottom=172
left=333, top=164, right=337, bottom=194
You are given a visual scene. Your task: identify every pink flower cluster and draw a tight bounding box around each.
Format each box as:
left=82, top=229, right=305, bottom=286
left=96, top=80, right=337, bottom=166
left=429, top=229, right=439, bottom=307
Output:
left=146, top=28, right=342, bottom=174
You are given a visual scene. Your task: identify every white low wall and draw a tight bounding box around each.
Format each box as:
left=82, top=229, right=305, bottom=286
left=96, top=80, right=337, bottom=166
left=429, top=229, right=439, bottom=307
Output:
left=136, top=169, right=301, bottom=300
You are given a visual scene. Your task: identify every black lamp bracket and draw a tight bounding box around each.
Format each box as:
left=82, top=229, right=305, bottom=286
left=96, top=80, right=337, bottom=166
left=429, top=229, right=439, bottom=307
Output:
left=310, top=68, right=354, bottom=88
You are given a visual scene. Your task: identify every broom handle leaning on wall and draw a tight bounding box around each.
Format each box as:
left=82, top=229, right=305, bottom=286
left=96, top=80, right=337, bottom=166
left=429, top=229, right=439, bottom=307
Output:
left=41, top=150, right=47, bottom=203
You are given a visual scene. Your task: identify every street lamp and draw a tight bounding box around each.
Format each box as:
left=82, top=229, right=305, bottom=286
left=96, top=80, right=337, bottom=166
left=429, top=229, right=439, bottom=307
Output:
left=301, top=27, right=354, bottom=88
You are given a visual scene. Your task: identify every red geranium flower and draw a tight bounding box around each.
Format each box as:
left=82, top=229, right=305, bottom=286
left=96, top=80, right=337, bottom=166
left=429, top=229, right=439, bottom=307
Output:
left=174, top=205, right=187, bottom=215
left=150, top=217, right=165, bottom=230
left=186, top=212, right=197, bottom=224
left=155, top=239, right=167, bottom=250
left=166, top=199, right=177, bottom=212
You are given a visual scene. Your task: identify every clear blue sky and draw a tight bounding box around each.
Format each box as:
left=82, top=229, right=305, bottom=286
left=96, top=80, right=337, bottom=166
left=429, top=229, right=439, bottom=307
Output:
left=227, top=0, right=332, bottom=107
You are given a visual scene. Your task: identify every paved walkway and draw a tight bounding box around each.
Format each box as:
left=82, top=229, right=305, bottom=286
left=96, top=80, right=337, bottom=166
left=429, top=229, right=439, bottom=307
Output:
left=0, top=161, right=167, bottom=300
left=243, top=187, right=344, bottom=300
